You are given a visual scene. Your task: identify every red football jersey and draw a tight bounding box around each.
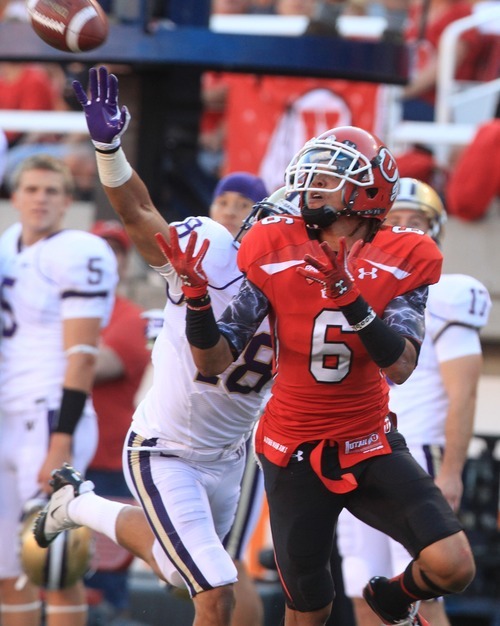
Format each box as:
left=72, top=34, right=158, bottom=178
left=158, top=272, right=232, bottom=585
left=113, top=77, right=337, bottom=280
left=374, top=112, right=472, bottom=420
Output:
left=238, top=217, right=442, bottom=466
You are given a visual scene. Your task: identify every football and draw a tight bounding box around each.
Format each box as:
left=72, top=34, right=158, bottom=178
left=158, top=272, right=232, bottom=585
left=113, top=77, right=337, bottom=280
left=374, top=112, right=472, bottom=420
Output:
left=26, top=0, right=109, bottom=53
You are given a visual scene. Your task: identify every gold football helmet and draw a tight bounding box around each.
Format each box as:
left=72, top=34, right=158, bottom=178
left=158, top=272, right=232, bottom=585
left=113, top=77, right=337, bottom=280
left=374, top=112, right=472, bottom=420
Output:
left=390, top=177, right=447, bottom=243
left=19, top=506, right=93, bottom=589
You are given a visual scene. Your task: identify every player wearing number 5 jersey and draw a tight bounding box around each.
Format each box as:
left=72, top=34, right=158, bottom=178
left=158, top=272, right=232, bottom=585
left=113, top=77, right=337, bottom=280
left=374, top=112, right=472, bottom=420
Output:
left=167, top=127, right=477, bottom=626
left=0, top=154, right=117, bottom=626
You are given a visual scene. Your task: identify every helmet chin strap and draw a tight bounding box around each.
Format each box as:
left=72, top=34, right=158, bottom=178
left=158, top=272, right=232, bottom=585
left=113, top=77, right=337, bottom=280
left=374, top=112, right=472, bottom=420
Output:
left=302, top=203, right=374, bottom=243
left=301, top=204, right=338, bottom=229
left=301, top=182, right=358, bottom=229
left=301, top=202, right=361, bottom=230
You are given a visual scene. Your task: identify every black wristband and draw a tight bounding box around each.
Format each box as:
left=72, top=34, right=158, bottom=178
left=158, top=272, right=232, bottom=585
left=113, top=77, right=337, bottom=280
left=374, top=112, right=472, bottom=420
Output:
left=185, top=293, right=212, bottom=311
left=186, top=305, right=221, bottom=350
left=340, top=296, right=406, bottom=368
left=357, top=316, right=406, bottom=368
left=53, top=388, right=87, bottom=435
left=94, top=144, right=121, bottom=154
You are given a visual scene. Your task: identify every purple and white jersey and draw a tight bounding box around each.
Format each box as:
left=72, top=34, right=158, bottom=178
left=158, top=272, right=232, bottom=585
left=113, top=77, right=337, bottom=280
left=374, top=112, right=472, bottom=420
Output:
left=134, top=216, right=273, bottom=454
left=389, top=273, right=491, bottom=446
left=0, top=223, right=117, bottom=411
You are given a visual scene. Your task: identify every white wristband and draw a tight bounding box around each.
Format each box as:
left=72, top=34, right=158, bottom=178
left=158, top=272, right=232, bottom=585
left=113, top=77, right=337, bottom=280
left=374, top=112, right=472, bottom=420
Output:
left=66, top=344, right=99, bottom=357
left=351, top=308, right=376, bottom=332
left=95, top=147, right=133, bottom=188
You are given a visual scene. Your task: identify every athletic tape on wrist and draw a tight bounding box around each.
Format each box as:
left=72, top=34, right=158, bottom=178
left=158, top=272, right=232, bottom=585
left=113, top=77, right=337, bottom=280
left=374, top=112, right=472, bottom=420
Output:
left=95, top=146, right=133, bottom=187
left=357, top=316, right=406, bottom=368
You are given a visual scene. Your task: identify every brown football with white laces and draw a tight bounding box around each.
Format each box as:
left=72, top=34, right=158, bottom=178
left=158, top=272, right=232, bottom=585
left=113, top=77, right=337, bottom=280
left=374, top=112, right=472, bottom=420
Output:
left=26, top=0, right=109, bottom=53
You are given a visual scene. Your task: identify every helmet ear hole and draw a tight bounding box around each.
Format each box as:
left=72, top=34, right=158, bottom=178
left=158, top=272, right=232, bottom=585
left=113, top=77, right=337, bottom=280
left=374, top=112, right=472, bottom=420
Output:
left=366, top=188, right=378, bottom=199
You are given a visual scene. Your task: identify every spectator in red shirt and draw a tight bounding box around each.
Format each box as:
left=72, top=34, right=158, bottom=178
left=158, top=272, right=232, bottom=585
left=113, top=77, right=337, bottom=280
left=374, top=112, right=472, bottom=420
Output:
left=446, top=112, right=500, bottom=221
left=0, top=62, right=56, bottom=146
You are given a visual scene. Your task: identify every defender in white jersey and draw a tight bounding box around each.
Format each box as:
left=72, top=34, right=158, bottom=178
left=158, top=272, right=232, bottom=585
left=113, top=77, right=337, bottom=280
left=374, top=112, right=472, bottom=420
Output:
left=337, top=179, right=492, bottom=626
left=33, top=67, right=299, bottom=626
left=134, top=215, right=271, bottom=451
left=141, top=172, right=273, bottom=626
left=0, top=154, right=117, bottom=626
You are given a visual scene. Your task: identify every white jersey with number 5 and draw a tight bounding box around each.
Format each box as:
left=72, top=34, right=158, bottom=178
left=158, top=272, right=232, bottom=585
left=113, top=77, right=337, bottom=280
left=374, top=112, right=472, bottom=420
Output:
left=0, top=223, right=117, bottom=411
left=389, top=273, right=491, bottom=445
left=133, top=216, right=273, bottom=453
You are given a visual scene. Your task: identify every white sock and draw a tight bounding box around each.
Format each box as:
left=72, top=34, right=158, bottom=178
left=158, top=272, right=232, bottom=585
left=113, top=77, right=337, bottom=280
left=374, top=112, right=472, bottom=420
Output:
left=67, top=492, right=126, bottom=544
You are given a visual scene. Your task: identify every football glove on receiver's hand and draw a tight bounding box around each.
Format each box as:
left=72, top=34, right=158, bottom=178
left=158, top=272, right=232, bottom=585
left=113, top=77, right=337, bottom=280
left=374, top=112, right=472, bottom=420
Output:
left=297, top=237, right=363, bottom=306
left=73, top=66, right=130, bottom=151
left=155, top=227, right=210, bottom=300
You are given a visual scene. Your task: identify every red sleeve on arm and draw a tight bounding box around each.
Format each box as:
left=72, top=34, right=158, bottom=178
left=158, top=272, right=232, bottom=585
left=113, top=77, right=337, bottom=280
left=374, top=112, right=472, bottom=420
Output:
left=101, top=300, right=150, bottom=378
left=446, top=120, right=500, bottom=220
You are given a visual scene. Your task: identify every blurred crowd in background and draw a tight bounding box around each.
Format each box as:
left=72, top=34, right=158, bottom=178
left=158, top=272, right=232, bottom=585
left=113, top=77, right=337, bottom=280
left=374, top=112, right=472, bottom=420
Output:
left=0, top=0, right=498, bottom=223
